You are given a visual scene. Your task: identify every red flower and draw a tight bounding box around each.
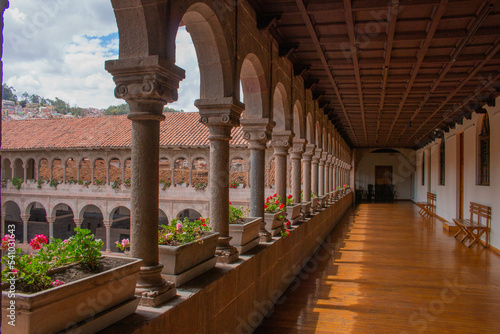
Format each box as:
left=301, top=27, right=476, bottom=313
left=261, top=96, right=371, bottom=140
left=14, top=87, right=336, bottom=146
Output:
left=279, top=203, right=285, bottom=210
left=202, top=224, right=207, bottom=227
left=229, top=201, right=232, bottom=205
left=275, top=200, right=279, bottom=204
left=29, top=234, right=48, bottom=250
left=287, top=194, right=293, bottom=199
left=264, top=204, right=267, bottom=209
left=286, top=221, right=291, bottom=226
left=273, top=193, right=277, bottom=197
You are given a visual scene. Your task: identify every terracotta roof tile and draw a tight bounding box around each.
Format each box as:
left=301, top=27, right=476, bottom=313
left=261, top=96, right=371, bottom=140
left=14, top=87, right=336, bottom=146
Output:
left=1, top=112, right=248, bottom=151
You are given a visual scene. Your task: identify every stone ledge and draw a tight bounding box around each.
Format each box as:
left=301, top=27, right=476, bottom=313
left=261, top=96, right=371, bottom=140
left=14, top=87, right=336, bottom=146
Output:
left=99, top=193, right=353, bottom=334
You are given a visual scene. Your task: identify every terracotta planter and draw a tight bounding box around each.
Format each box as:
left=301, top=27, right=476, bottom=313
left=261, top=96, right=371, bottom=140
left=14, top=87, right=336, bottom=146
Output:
left=310, top=196, right=319, bottom=213
left=318, top=195, right=327, bottom=208
left=159, top=232, right=219, bottom=275
left=1, top=256, right=142, bottom=334
left=301, top=202, right=311, bottom=218
left=263, top=210, right=285, bottom=236
left=229, top=217, right=262, bottom=254
left=286, top=204, right=302, bottom=224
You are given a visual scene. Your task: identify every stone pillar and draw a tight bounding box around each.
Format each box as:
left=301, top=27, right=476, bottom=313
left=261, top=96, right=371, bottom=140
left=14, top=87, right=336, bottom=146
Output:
left=290, top=138, right=306, bottom=205
left=121, top=164, right=126, bottom=183
left=103, top=220, right=113, bottom=252
left=241, top=119, right=274, bottom=242
left=286, top=164, right=292, bottom=192
left=36, top=160, right=40, bottom=181
left=312, top=149, right=321, bottom=196
left=265, top=164, right=270, bottom=188
left=188, top=167, right=193, bottom=186
left=21, top=214, right=29, bottom=244
left=318, top=153, right=326, bottom=196
left=196, top=97, right=244, bottom=264
left=171, top=168, right=175, bottom=186
left=77, top=161, right=81, bottom=181
left=74, top=218, right=83, bottom=229
left=46, top=216, right=55, bottom=242
left=106, top=164, right=110, bottom=185
left=63, top=164, right=67, bottom=184
left=1, top=214, right=5, bottom=239
left=271, top=131, right=293, bottom=205
left=106, top=56, right=184, bottom=307
left=23, top=163, right=28, bottom=183
left=325, top=156, right=330, bottom=194
left=302, top=144, right=315, bottom=203
left=329, top=158, right=334, bottom=194
left=91, top=165, right=95, bottom=184
left=49, top=162, right=53, bottom=181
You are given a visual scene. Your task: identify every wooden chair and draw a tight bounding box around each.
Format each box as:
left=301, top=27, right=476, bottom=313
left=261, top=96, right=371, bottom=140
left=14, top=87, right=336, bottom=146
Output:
left=453, top=202, right=491, bottom=248
left=417, top=192, right=436, bottom=218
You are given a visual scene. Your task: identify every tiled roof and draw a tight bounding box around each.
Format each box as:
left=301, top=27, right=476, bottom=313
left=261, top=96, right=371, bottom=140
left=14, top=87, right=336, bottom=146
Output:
left=1, top=112, right=247, bottom=151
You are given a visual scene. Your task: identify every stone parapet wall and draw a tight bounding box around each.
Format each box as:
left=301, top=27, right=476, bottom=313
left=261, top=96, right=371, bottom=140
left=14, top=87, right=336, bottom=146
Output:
left=102, top=193, right=353, bottom=334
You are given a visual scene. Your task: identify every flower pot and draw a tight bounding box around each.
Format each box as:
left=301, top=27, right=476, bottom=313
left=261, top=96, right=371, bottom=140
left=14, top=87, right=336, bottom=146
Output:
left=310, top=196, right=319, bottom=213
left=229, top=217, right=262, bottom=254
left=286, top=204, right=302, bottom=225
left=1, top=256, right=142, bottom=334
left=301, top=202, right=311, bottom=218
left=263, top=210, right=284, bottom=236
left=159, top=232, right=219, bottom=286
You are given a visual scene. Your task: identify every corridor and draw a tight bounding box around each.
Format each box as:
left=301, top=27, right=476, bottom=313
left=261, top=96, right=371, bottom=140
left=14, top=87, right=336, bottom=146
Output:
left=255, top=202, right=500, bottom=333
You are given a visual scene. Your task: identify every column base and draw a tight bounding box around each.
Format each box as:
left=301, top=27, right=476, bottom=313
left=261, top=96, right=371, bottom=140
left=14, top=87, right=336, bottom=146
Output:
left=259, top=231, right=272, bottom=242
left=136, top=281, right=177, bottom=307
left=216, top=246, right=239, bottom=264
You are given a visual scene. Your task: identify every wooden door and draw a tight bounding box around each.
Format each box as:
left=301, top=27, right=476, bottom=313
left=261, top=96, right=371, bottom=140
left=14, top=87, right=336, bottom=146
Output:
left=375, top=166, right=393, bottom=185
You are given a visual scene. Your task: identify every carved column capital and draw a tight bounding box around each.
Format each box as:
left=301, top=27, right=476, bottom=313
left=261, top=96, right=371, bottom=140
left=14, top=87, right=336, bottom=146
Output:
left=105, top=56, right=185, bottom=121
left=289, top=138, right=306, bottom=160
left=103, top=220, right=113, bottom=228
left=20, top=214, right=30, bottom=222
left=46, top=216, right=55, bottom=224
left=303, top=143, right=316, bottom=160
left=313, top=148, right=323, bottom=163
left=270, top=131, right=294, bottom=150
left=241, top=118, right=275, bottom=150
left=196, top=97, right=244, bottom=141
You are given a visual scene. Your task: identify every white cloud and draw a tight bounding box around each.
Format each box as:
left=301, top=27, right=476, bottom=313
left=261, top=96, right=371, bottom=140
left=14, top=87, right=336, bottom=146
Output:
left=3, top=1, right=201, bottom=110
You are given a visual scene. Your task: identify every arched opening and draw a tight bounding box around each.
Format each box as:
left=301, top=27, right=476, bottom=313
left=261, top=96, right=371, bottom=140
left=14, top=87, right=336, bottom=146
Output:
left=306, top=113, right=314, bottom=145
left=2, top=158, right=12, bottom=180
left=52, top=203, right=75, bottom=240
left=159, top=158, right=172, bottom=188
left=13, top=158, right=23, bottom=179
left=159, top=209, right=169, bottom=227
left=3, top=201, right=22, bottom=242
left=109, top=158, right=122, bottom=185
left=269, top=158, right=276, bottom=188
left=52, top=159, right=64, bottom=182
left=27, top=202, right=48, bottom=241
left=108, top=206, right=130, bottom=252
left=39, top=158, right=50, bottom=181
left=240, top=53, right=268, bottom=119
left=26, top=158, right=35, bottom=181
left=272, top=83, right=290, bottom=131
left=230, top=157, right=246, bottom=188
left=174, top=157, right=189, bottom=187
left=192, top=157, right=208, bottom=190
left=124, top=158, right=132, bottom=185
left=81, top=205, right=104, bottom=250
left=177, top=208, right=202, bottom=221
left=66, top=158, right=78, bottom=183
left=79, top=158, right=92, bottom=182
left=94, top=158, right=106, bottom=185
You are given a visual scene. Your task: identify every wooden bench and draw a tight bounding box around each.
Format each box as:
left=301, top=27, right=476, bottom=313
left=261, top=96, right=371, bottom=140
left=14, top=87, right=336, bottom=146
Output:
left=417, top=192, right=436, bottom=218
left=453, top=202, right=491, bottom=248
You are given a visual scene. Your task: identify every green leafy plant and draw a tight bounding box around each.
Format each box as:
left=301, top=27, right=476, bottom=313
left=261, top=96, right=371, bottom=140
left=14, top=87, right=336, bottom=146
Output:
left=1, top=178, right=7, bottom=188
left=229, top=181, right=240, bottom=189
left=286, top=194, right=294, bottom=206
left=12, top=177, right=23, bottom=190
left=37, top=178, right=43, bottom=189
left=160, top=180, right=171, bottom=191
left=229, top=201, right=248, bottom=224
left=194, top=182, right=207, bottom=191
left=93, top=179, right=104, bottom=187
left=264, top=194, right=285, bottom=213
left=49, top=179, right=59, bottom=189
left=123, top=179, right=131, bottom=187
left=67, top=178, right=78, bottom=185
left=176, top=180, right=185, bottom=186
left=112, top=179, right=121, bottom=191
left=158, top=217, right=211, bottom=246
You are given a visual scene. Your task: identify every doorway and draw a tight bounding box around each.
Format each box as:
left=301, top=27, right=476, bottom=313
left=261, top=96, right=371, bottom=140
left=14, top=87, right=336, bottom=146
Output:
left=375, top=166, right=394, bottom=202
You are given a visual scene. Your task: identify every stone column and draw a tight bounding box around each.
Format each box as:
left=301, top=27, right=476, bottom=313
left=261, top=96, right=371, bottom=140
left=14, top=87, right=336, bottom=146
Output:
left=302, top=144, right=315, bottom=203
left=36, top=160, right=40, bottom=181
left=196, top=97, right=244, bottom=264
left=241, top=119, right=274, bottom=242
left=290, top=138, right=306, bottom=205
left=63, top=164, right=67, bottom=184
left=103, top=220, right=113, bottom=252
left=49, top=162, right=53, bottom=181
left=77, top=161, right=81, bottom=182
left=171, top=168, right=175, bottom=186
left=325, top=156, right=330, bottom=194
left=286, top=164, right=292, bottom=192
left=188, top=167, right=193, bottom=186
left=318, top=153, right=326, bottom=196
left=106, top=56, right=184, bottom=307
left=23, top=163, right=28, bottom=183
left=21, top=214, right=30, bottom=244
left=312, top=148, right=321, bottom=196
left=106, top=164, right=110, bottom=185
left=121, top=164, right=126, bottom=183
left=91, top=165, right=95, bottom=184
left=46, top=216, right=55, bottom=242
left=74, top=218, right=83, bottom=229
left=1, top=214, right=5, bottom=240
left=265, top=164, right=270, bottom=188
left=271, top=131, right=294, bottom=205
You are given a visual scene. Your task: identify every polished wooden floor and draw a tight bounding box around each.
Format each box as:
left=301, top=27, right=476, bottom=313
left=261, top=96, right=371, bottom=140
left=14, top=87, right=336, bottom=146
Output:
left=254, top=202, right=500, bottom=333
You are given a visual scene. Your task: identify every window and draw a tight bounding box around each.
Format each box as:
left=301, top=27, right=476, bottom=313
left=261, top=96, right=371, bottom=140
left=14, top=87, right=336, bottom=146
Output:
left=478, top=115, right=490, bottom=186
left=421, top=151, right=425, bottom=186
left=439, top=139, right=445, bottom=186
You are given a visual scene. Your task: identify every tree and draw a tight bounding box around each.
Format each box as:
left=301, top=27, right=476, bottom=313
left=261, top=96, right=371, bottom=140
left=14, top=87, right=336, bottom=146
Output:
left=163, top=106, right=183, bottom=113
left=30, top=94, right=41, bottom=104
left=104, top=103, right=130, bottom=115
left=69, top=107, right=86, bottom=117
left=53, top=97, right=70, bottom=114
left=2, top=84, right=17, bottom=102
left=22, top=92, right=29, bottom=101
left=19, top=100, right=27, bottom=108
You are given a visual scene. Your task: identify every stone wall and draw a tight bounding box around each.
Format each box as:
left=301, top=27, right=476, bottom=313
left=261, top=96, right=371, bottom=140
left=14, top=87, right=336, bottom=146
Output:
left=102, top=193, right=353, bottom=334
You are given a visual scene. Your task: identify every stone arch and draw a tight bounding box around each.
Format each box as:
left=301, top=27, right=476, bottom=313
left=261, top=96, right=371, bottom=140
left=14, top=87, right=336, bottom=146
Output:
left=315, top=121, right=322, bottom=148
left=2, top=158, right=12, bottom=179
left=3, top=200, right=22, bottom=241
left=180, top=2, right=234, bottom=99
left=192, top=157, right=208, bottom=186
left=93, top=158, right=106, bottom=184
left=26, top=158, right=36, bottom=180
left=177, top=208, right=202, bottom=221
left=13, top=158, right=23, bottom=179
left=124, top=158, right=132, bottom=182
left=79, top=157, right=92, bottom=182
left=230, top=157, right=247, bottom=188
left=51, top=158, right=64, bottom=182
left=65, top=157, right=78, bottom=183
left=240, top=53, right=269, bottom=119
left=174, top=156, right=189, bottom=186
left=108, top=206, right=131, bottom=252
left=272, top=82, right=291, bottom=131
left=51, top=203, right=76, bottom=240
left=79, top=204, right=105, bottom=221
left=159, top=209, right=169, bottom=227
left=159, top=157, right=172, bottom=184
left=26, top=201, right=48, bottom=241
left=108, top=157, right=122, bottom=184
left=26, top=200, right=48, bottom=217
left=293, top=100, right=305, bottom=139
left=38, top=158, right=50, bottom=181
left=80, top=204, right=104, bottom=249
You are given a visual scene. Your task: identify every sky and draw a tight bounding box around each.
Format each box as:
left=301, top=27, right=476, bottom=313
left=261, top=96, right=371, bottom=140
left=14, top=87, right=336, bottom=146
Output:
left=3, top=0, right=200, bottom=111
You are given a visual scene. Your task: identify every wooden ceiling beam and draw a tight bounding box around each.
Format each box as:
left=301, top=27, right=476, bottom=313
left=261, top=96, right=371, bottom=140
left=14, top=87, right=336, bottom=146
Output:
left=384, top=0, right=449, bottom=145
left=295, top=0, right=359, bottom=146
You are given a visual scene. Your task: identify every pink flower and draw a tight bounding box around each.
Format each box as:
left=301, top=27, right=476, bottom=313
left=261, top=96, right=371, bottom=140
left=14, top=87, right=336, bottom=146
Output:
left=176, top=223, right=183, bottom=231
left=121, top=239, right=130, bottom=249
left=52, top=280, right=65, bottom=287
left=29, top=234, right=48, bottom=250
left=11, top=269, right=18, bottom=275
left=1, top=234, right=12, bottom=251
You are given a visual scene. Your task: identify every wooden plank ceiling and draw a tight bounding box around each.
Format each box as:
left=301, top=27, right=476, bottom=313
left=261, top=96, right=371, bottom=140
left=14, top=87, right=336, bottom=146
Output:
left=251, top=0, right=500, bottom=148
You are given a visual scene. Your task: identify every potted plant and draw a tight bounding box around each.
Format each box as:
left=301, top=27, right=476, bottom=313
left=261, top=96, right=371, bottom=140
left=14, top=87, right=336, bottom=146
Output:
left=123, top=179, right=131, bottom=188
left=228, top=202, right=261, bottom=254
left=229, top=181, right=239, bottom=189
left=310, top=190, right=319, bottom=213
left=1, top=229, right=142, bottom=334
left=176, top=180, right=187, bottom=188
left=115, top=238, right=131, bottom=256
left=158, top=218, right=219, bottom=286
left=263, top=194, right=285, bottom=236
left=112, top=179, right=121, bottom=191
left=12, top=177, right=23, bottom=190
left=285, top=194, right=302, bottom=225
left=160, top=180, right=171, bottom=191
left=194, top=182, right=207, bottom=191
left=299, top=190, right=312, bottom=218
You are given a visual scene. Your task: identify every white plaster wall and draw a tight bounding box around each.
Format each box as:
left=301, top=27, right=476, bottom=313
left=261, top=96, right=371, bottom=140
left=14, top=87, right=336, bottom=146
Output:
left=414, top=95, right=500, bottom=250
left=355, top=151, right=414, bottom=200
